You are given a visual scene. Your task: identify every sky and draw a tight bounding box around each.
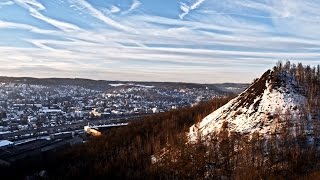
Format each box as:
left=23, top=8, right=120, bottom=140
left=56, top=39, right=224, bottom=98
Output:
left=0, top=0, right=320, bottom=83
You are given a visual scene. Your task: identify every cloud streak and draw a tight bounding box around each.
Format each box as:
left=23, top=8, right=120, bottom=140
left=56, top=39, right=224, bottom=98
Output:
left=179, top=0, right=206, bottom=19
left=0, top=1, right=14, bottom=7
left=70, top=0, right=134, bottom=32
left=122, top=0, right=141, bottom=15
left=13, top=0, right=81, bottom=32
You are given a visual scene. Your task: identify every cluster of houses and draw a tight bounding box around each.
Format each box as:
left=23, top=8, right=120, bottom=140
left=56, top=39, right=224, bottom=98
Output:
left=0, top=82, right=221, bottom=133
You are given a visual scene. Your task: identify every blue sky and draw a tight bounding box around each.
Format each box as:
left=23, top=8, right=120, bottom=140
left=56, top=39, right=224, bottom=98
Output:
left=0, top=0, right=320, bottom=83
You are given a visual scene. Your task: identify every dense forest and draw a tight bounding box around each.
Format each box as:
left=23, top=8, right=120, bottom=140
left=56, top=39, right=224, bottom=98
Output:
left=48, top=97, right=233, bottom=179
left=0, top=96, right=233, bottom=179
left=1, top=61, right=320, bottom=179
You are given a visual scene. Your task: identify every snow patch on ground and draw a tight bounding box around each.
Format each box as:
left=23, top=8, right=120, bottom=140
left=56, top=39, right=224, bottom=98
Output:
left=109, top=83, right=125, bottom=87
left=109, top=83, right=154, bottom=88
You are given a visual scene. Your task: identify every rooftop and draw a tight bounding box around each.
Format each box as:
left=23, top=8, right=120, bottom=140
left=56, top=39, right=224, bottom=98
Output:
left=0, top=140, right=13, bottom=147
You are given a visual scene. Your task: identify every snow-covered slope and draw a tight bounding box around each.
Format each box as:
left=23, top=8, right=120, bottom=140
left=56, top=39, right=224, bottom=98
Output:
left=189, top=70, right=306, bottom=141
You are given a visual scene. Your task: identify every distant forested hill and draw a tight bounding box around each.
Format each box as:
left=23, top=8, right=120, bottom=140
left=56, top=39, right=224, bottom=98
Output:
left=0, top=76, right=248, bottom=93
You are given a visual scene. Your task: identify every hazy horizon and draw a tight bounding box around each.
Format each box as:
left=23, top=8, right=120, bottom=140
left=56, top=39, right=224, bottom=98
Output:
left=1, top=0, right=320, bottom=83
left=0, top=74, right=252, bottom=84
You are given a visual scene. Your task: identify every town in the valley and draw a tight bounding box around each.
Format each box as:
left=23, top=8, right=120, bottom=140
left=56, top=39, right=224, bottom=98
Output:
left=0, top=77, right=246, bottom=164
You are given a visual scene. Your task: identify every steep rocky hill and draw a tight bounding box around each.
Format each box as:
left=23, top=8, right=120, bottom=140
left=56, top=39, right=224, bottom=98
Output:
left=189, top=69, right=307, bottom=141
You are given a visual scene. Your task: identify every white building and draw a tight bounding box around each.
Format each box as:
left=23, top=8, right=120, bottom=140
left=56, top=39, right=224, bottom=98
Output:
left=0, top=140, right=13, bottom=149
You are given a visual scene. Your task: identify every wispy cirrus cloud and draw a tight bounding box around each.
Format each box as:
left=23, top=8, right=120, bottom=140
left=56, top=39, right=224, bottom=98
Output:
left=121, top=0, right=141, bottom=15
left=13, top=0, right=81, bottom=32
left=0, top=1, right=14, bottom=7
left=179, top=0, right=206, bottom=19
left=110, top=5, right=121, bottom=13
left=14, top=0, right=45, bottom=10
left=69, top=0, right=134, bottom=32
left=0, top=0, right=319, bottom=83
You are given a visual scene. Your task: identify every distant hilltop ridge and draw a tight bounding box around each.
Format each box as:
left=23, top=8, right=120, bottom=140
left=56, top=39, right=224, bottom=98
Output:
left=0, top=76, right=248, bottom=94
